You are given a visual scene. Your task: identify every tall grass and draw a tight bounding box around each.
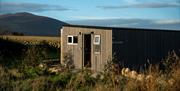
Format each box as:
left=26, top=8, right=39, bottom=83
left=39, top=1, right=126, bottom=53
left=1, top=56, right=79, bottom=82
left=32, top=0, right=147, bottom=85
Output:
left=0, top=44, right=180, bottom=91
left=0, top=60, right=179, bottom=91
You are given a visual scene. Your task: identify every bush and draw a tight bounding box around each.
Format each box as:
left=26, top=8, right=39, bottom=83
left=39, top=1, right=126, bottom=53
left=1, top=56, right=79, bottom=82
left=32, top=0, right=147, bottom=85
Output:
left=23, top=66, right=45, bottom=78
left=22, top=46, right=48, bottom=67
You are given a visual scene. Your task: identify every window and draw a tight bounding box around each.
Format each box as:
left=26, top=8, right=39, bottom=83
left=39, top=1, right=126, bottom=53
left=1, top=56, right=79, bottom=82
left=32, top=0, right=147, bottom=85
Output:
left=68, top=36, right=72, bottom=43
left=73, top=36, right=78, bottom=43
left=94, top=35, right=100, bottom=45
left=67, top=35, right=78, bottom=45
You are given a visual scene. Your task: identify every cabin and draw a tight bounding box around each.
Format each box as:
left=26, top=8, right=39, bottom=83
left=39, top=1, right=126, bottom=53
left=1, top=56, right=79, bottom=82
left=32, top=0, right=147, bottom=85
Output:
left=60, top=25, right=180, bottom=71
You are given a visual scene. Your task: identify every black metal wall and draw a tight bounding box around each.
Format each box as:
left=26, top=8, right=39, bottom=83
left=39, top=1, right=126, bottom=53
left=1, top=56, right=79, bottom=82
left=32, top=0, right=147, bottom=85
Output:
left=112, top=28, right=180, bottom=69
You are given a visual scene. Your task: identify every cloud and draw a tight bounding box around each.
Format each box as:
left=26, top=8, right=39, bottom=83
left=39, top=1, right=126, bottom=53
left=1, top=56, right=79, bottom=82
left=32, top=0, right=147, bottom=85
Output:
left=123, top=0, right=138, bottom=4
left=154, top=20, right=180, bottom=24
left=97, top=3, right=180, bottom=9
left=67, top=19, right=180, bottom=30
left=0, top=2, right=70, bottom=14
left=71, top=16, right=130, bottom=20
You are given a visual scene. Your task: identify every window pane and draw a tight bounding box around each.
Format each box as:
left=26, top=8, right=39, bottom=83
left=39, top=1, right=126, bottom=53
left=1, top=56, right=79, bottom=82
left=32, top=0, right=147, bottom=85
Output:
left=95, top=37, right=99, bottom=43
left=73, top=36, right=78, bottom=43
left=94, top=35, right=100, bottom=45
left=68, top=37, right=72, bottom=43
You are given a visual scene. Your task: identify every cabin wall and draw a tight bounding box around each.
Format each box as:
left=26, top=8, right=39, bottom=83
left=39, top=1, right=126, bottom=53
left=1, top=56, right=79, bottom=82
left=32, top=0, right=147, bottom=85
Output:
left=112, top=29, right=180, bottom=69
left=61, top=26, right=112, bottom=71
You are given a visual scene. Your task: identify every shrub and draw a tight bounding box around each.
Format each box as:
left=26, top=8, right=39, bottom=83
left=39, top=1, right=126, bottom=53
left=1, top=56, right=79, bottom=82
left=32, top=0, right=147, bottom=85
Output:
left=22, top=46, right=48, bottom=67
left=48, top=71, right=73, bottom=89
left=23, top=66, right=45, bottom=78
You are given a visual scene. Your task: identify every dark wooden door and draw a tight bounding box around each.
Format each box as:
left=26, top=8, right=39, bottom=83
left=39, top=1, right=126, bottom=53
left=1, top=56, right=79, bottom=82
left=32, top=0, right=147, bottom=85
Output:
left=84, top=34, right=91, bottom=67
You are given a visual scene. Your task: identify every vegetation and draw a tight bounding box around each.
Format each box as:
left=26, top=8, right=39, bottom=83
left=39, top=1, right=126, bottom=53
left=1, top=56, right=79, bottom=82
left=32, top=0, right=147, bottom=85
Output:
left=0, top=38, right=180, bottom=91
left=0, top=38, right=59, bottom=68
left=0, top=35, right=60, bottom=48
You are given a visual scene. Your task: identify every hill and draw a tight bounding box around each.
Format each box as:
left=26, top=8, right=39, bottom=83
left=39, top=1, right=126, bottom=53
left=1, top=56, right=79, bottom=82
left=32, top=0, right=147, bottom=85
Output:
left=0, top=12, right=68, bottom=36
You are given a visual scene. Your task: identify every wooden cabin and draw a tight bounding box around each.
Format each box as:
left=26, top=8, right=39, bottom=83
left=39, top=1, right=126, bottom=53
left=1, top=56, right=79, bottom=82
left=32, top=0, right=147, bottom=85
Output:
left=60, top=25, right=180, bottom=71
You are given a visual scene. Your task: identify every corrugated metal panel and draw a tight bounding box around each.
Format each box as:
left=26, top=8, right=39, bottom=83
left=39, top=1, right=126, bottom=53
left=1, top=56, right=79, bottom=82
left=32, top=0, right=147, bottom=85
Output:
left=112, top=28, right=180, bottom=69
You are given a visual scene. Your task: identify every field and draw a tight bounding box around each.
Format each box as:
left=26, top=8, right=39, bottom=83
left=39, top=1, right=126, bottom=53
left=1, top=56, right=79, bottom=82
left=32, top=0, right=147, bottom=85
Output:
left=0, top=36, right=60, bottom=68
left=0, top=36, right=180, bottom=91
left=0, top=35, right=60, bottom=48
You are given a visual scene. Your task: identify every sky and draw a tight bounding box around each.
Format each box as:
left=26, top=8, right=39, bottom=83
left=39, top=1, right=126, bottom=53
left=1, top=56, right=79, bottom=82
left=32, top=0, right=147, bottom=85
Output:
left=0, top=0, right=180, bottom=29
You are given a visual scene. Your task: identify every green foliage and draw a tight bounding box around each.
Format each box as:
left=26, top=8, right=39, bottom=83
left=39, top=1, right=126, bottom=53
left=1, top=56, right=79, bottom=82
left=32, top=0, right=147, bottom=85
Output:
left=22, top=46, right=48, bottom=67
left=23, top=66, right=44, bottom=78
left=48, top=72, right=72, bottom=88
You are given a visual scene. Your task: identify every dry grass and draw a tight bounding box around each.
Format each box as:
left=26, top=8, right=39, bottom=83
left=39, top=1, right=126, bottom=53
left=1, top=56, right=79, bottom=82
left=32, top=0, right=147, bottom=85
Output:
left=0, top=60, right=180, bottom=91
left=0, top=37, right=180, bottom=91
left=0, top=35, right=60, bottom=48
left=0, top=35, right=59, bottom=42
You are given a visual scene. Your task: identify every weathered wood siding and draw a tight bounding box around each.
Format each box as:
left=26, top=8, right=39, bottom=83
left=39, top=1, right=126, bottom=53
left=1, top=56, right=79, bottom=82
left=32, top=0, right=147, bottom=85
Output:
left=61, top=26, right=112, bottom=71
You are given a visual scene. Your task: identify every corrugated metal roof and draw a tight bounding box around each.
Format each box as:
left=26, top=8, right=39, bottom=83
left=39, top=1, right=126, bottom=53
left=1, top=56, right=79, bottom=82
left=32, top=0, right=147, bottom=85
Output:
left=63, top=24, right=180, bottom=32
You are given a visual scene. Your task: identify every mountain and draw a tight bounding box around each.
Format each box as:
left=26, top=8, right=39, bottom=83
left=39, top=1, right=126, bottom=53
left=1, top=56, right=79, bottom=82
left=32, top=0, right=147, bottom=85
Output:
left=0, top=12, right=68, bottom=36
left=68, top=19, right=180, bottom=30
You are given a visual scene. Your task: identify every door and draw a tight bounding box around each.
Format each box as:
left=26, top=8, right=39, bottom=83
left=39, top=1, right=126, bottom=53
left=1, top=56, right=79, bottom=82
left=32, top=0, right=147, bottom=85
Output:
left=83, top=34, right=91, bottom=67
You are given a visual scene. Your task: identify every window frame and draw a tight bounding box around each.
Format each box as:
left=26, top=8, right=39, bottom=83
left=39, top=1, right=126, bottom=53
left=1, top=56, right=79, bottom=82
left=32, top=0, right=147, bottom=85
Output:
left=67, top=35, right=78, bottom=45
